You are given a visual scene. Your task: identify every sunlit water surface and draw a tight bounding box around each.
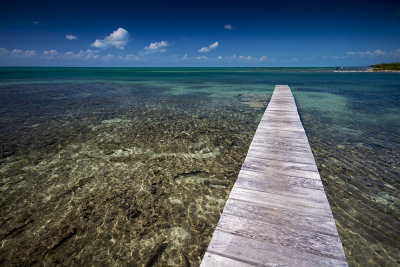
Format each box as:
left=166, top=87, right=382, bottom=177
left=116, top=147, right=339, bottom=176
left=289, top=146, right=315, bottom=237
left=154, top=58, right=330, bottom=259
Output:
left=0, top=68, right=399, bottom=266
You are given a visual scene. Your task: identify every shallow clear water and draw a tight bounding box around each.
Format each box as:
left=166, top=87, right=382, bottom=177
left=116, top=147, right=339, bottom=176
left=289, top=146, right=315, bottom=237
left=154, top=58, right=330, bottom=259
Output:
left=0, top=68, right=399, bottom=266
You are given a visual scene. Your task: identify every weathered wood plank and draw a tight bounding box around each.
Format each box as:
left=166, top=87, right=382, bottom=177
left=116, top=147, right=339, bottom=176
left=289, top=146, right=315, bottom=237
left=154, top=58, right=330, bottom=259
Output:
left=229, top=187, right=333, bottom=215
left=223, top=198, right=339, bottom=236
left=235, top=173, right=328, bottom=202
left=242, top=157, right=320, bottom=175
left=201, top=252, right=256, bottom=267
left=204, top=231, right=348, bottom=267
left=238, top=169, right=324, bottom=191
left=201, top=85, right=347, bottom=266
left=254, top=128, right=308, bottom=138
left=216, top=213, right=345, bottom=260
left=252, top=137, right=312, bottom=148
left=249, top=142, right=313, bottom=155
left=247, top=146, right=316, bottom=164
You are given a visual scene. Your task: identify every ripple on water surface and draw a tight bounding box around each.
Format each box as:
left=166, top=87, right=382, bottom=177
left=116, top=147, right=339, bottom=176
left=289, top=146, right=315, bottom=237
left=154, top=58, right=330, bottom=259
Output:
left=294, top=85, right=400, bottom=267
left=0, top=80, right=268, bottom=266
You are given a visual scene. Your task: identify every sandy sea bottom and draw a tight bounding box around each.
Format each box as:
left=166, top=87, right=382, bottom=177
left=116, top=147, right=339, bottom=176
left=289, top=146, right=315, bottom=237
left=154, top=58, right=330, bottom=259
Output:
left=0, top=82, right=267, bottom=266
left=295, top=90, right=400, bottom=266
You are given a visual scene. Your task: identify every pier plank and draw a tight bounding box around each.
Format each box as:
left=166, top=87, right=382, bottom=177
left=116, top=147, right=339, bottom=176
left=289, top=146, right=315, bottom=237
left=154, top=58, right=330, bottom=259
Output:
left=201, top=85, right=347, bottom=266
left=229, top=187, right=332, bottom=214
left=201, top=252, right=255, bottom=267
left=222, top=198, right=339, bottom=236
left=207, top=231, right=347, bottom=267
left=248, top=143, right=313, bottom=156
left=216, top=213, right=345, bottom=260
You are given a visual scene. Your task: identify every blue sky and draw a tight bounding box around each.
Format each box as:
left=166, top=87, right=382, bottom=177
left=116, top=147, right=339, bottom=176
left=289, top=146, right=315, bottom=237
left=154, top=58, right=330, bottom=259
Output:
left=0, top=0, right=399, bottom=67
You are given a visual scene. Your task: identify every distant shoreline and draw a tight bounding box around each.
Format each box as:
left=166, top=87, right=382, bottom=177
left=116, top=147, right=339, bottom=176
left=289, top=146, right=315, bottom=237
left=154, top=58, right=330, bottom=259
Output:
left=334, top=68, right=400, bottom=73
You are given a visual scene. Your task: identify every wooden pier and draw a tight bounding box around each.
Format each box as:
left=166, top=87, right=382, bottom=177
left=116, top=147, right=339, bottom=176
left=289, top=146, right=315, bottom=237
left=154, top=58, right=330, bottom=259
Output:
left=201, top=85, right=347, bottom=266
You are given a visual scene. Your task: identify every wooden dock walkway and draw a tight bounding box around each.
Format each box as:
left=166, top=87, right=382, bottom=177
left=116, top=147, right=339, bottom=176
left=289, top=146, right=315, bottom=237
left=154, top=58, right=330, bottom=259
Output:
left=201, top=85, right=348, bottom=266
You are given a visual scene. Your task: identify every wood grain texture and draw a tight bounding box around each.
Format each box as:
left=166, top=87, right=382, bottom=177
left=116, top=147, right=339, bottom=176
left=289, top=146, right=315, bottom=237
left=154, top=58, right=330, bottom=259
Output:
left=200, top=85, right=347, bottom=266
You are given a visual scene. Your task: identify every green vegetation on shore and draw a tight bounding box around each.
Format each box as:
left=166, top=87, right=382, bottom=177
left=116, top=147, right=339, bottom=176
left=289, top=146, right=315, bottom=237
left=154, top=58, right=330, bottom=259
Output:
left=369, top=62, right=400, bottom=71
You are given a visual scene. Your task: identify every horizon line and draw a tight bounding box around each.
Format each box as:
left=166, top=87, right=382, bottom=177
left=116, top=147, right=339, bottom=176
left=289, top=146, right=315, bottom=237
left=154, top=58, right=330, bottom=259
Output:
left=0, top=65, right=368, bottom=68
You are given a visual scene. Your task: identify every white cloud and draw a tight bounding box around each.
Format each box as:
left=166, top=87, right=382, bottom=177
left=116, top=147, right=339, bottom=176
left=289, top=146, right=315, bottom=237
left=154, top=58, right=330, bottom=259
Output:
left=43, top=49, right=57, bottom=55
left=224, top=24, right=232, bottom=30
left=65, top=34, right=77, bottom=40
left=198, top=41, right=219, bottom=53
left=0, top=48, right=8, bottom=55
left=198, top=47, right=209, bottom=53
left=0, top=48, right=36, bottom=58
left=223, top=54, right=268, bottom=62
left=223, top=54, right=266, bottom=63
left=122, top=54, right=141, bottom=61
left=64, top=50, right=139, bottom=61
left=239, top=55, right=254, bottom=60
left=42, top=49, right=58, bottom=59
left=180, top=54, right=209, bottom=61
left=361, top=49, right=386, bottom=57
left=10, top=49, right=36, bottom=57
left=179, top=54, right=267, bottom=63
left=54, top=49, right=99, bottom=60
left=101, top=54, right=115, bottom=61
left=144, top=41, right=169, bottom=53
left=78, top=49, right=99, bottom=60
left=23, top=50, right=36, bottom=57
left=33, top=21, right=41, bottom=25
left=195, top=56, right=208, bottom=60
left=209, top=42, right=219, bottom=49
left=347, top=48, right=400, bottom=58
left=346, top=49, right=387, bottom=57
left=0, top=47, right=145, bottom=62
left=11, top=49, right=22, bottom=55
left=373, top=49, right=386, bottom=56
left=91, top=27, right=129, bottom=49
left=63, top=51, right=75, bottom=58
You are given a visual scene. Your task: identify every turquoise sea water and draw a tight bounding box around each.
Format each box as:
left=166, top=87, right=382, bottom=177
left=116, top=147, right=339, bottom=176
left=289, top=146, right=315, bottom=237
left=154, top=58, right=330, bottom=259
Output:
left=0, top=68, right=399, bottom=266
